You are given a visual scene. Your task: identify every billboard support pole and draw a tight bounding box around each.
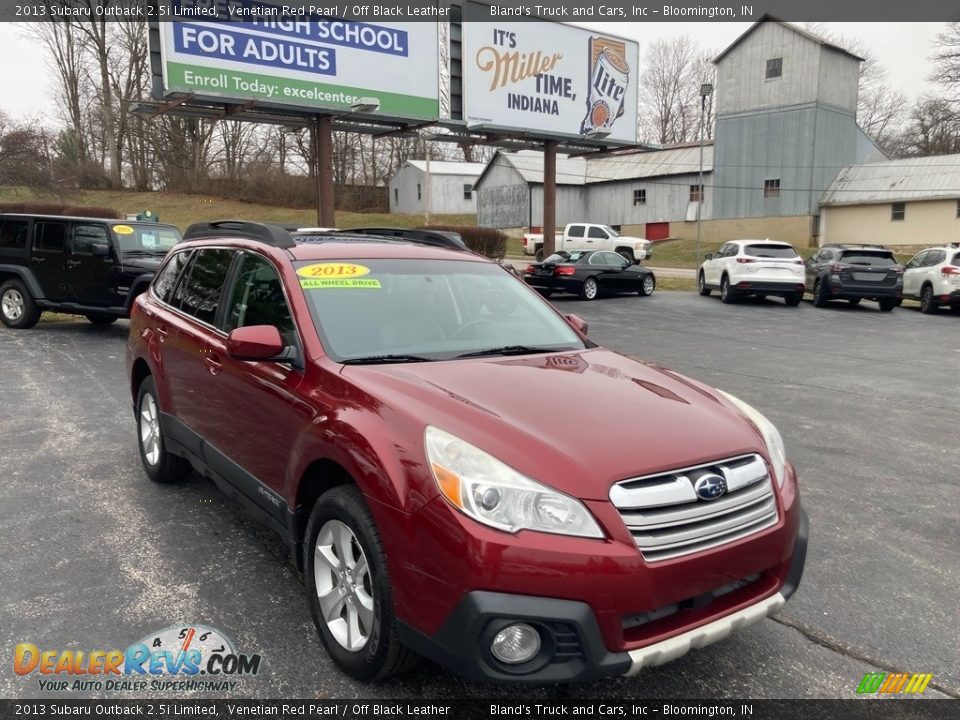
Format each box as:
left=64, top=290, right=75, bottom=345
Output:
left=543, top=140, right=558, bottom=258
left=315, top=114, right=335, bottom=228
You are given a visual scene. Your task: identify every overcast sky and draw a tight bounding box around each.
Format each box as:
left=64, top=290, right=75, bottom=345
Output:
left=0, top=21, right=945, bottom=124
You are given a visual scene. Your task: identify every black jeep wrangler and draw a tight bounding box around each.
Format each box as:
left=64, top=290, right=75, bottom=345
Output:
left=0, top=214, right=181, bottom=329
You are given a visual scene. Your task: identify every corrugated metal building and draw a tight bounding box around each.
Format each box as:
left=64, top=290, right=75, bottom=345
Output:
left=475, top=145, right=713, bottom=241
left=474, top=16, right=888, bottom=246
left=820, top=155, right=960, bottom=247
left=389, top=160, right=486, bottom=215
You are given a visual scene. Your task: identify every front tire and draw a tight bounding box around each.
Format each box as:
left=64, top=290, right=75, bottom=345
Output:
left=535, top=247, right=544, bottom=262
left=698, top=272, right=710, bottom=296
left=0, top=279, right=41, bottom=329
left=638, top=274, right=655, bottom=296
left=304, top=485, right=417, bottom=681
left=136, top=376, right=191, bottom=484
left=920, top=286, right=938, bottom=314
left=720, top=275, right=735, bottom=304
left=580, top=276, right=599, bottom=301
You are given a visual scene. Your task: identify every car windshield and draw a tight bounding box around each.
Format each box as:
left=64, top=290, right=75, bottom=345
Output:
left=297, top=259, right=586, bottom=362
left=114, top=224, right=180, bottom=255
left=745, top=243, right=798, bottom=258
left=840, top=251, right=897, bottom=267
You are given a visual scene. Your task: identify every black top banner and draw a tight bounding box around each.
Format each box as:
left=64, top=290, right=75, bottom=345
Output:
left=0, top=0, right=959, bottom=23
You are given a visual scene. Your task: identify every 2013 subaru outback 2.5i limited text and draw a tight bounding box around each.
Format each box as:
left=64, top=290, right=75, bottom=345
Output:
left=126, top=221, right=808, bottom=683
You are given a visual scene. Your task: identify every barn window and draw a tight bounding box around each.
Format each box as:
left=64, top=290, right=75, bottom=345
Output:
left=956, top=199, right=959, bottom=218
left=766, top=57, right=782, bottom=79
left=633, top=189, right=647, bottom=206
left=417, top=184, right=422, bottom=201
left=689, top=184, right=703, bottom=203
left=764, top=179, right=781, bottom=198
left=394, top=188, right=398, bottom=203
left=891, top=202, right=905, bottom=221
left=463, top=184, right=473, bottom=200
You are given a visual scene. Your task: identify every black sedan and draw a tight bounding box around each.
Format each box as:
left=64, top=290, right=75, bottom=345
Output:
left=523, top=250, right=656, bottom=300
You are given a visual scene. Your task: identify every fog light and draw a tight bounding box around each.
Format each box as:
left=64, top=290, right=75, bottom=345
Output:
left=490, top=623, right=541, bottom=664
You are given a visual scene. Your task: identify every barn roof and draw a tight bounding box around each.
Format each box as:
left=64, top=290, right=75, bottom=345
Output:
left=713, top=15, right=864, bottom=64
left=821, top=154, right=960, bottom=206
left=404, top=160, right=486, bottom=176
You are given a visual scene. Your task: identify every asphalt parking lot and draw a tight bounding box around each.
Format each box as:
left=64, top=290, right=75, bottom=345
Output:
left=1, top=292, right=958, bottom=700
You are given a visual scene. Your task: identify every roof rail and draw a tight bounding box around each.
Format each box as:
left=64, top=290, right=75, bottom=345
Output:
left=340, top=227, right=468, bottom=251
left=182, top=220, right=295, bottom=248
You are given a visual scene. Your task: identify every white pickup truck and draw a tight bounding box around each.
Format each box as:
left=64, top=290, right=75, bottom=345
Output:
left=521, top=223, right=652, bottom=263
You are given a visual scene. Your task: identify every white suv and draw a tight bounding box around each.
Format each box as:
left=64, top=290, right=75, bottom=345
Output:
left=902, top=244, right=960, bottom=314
left=698, top=240, right=806, bottom=306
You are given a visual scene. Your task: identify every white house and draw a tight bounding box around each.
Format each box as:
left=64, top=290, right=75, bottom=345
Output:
left=388, top=160, right=486, bottom=215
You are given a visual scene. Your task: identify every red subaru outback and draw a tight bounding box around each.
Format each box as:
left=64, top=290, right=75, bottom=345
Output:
left=126, top=221, right=807, bottom=683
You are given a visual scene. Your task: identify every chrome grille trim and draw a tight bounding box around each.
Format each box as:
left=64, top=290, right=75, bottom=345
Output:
left=610, top=453, right=779, bottom=562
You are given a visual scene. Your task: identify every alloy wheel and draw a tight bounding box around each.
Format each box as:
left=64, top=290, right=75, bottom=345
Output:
left=1, top=288, right=24, bottom=321
left=314, top=519, right=375, bottom=652
left=139, top=394, right=162, bottom=466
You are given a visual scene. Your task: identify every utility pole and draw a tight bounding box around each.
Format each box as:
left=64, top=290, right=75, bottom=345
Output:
left=425, top=138, right=432, bottom=226
left=697, top=83, right=713, bottom=267
left=543, top=140, right=558, bottom=258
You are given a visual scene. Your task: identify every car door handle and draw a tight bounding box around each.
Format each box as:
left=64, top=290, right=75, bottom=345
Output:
left=66, top=259, right=82, bottom=267
left=205, top=352, right=223, bottom=375
left=32, top=257, right=45, bottom=263
left=157, top=325, right=169, bottom=341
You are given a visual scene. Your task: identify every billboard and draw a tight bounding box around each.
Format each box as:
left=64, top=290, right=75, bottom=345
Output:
left=157, top=3, right=440, bottom=120
left=462, top=20, right=639, bottom=143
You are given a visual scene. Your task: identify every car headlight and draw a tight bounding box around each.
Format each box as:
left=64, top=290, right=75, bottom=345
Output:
left=715, top=390, right=788, bottom=486
left=425, top=426, right=604, bottom=539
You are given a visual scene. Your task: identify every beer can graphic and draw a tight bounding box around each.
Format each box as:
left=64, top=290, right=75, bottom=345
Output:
left=581, top=38, right=630, bottom=135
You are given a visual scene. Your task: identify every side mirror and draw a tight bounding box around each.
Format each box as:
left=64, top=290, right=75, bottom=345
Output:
left=92, top=243, right=110, bottom=257
left=226, top=325, right=284, bottom=361
left=565, top=313, right=588, bottom=337
left=704, top=253, right=713, bottom=260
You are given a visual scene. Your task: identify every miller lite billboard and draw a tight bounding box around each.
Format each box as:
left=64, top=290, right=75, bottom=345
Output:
left=462, top=19, right=638, bottom=143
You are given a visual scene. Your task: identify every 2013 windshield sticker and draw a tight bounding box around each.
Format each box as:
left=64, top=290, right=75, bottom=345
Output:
left=297, top=263, right=379, bottom=289
left=297, top=262, right=370, bottom=278
left=112, top=224, right=135, bottom=235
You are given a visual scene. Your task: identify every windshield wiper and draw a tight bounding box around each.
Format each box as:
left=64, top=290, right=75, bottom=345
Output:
left=341, top=354, right=438, bottom=365
left=454, top=345, right=557, bottom=359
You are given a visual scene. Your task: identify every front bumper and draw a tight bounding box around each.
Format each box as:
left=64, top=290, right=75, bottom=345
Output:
left=396, top=503, right=809, bottom=683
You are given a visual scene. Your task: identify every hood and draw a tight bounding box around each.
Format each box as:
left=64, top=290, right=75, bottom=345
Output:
left=618, top=235, right=650, bottom=245
left=341, top=349, right=765, bottom=500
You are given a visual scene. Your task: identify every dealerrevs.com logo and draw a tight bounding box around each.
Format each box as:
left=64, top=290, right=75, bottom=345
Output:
left=14, top=625, right=261, bottom=693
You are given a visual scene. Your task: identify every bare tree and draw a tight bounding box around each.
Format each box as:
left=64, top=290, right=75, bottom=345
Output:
left=638, top=37, right=715, bottom=146
left=931, top=22, right=960, bottom=102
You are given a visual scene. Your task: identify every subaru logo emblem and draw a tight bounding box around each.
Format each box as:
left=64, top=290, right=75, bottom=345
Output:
left=694, top=474, right=727, bottom=501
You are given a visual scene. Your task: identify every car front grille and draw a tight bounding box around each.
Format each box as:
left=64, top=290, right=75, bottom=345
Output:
left=609, top=454, right=778, bottom=562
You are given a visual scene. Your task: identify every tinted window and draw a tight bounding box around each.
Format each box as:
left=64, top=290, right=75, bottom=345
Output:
left=599, top=252, right=626, bottom=265
left=153, top=250, right=192, bottom=305
left=952, top=253, right=960, bottom=267
left=72, top=223, right=109, bottom=254
left=224, top=253, right=296, bottom=347
left=177, top=249, right=234, bottom=325
left=840, top=251, right=897, bottom=267
left=0, top=219, right=28, bottom=249
left=926, top=250, right=946, bottom=265
left=906, top=251, right=928, bottom=269
left=817, top=250, right=833, bottom=262
left=588, top=226, right=608, bottom=239
left=745, top=244, right=798, bottom=259
left=567, top=225, right=585, bottom=238
left=35, top=222, right=66, bottom=252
